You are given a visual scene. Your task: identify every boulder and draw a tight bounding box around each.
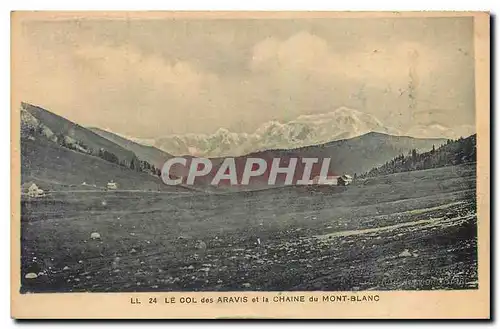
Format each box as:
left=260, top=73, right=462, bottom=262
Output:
left=90, top=232, right=101, bottom=240
left=399, top=249, right=412, bottom=257
left=25, top=272, right=38, bottom=279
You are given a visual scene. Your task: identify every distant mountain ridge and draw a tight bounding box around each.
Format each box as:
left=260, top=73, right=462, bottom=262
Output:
left=125, top=107, right=474, bottom=157
left=166, top=131, right=447, bottom=190
left=20, top=102, right=449, bottom=191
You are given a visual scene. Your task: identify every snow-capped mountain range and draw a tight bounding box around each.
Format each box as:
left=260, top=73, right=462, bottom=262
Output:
left=111, top=107, right=475, bottom=157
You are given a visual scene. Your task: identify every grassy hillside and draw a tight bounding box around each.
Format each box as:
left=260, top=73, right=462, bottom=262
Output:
left=22, top=102, right=138, bottom=167
left=361, top=134, right=476, bottom=178
left=178, top=132, right=447, bottom=189
left=20, top=136, right=190, bottom=192
left=88, top=127, right=172, bottom=168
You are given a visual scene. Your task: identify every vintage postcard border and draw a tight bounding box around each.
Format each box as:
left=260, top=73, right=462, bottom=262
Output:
left=10, top=11, right=490, bottom=319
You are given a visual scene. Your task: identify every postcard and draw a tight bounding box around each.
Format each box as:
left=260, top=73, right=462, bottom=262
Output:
left=11, top=11, right=490, bottom=319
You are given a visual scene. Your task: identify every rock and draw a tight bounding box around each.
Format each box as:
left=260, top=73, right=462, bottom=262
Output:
left=195, top=240, right=207, bottom=250
left=25, top=272, right=38, bottom=279
left=90, top=232, right=101, bottom=240
left=130, top=248, right=137, bottom=254
left=399, top=249, right=412, bottom=257
left=242, top=283, right=251, bottom=288
left=63, top=266, right=70, bottom=271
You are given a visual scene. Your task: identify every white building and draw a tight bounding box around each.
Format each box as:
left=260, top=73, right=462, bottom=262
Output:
left=27, top=183, right=45, bottom=197
left=337, top=174, right=353, bottom=186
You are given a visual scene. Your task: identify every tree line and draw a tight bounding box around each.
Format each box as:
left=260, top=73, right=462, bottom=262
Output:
left=359, top=135, right=476, bottom=178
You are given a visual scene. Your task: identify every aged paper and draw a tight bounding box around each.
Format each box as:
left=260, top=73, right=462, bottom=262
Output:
left=11, top=11, right=490, bottom=319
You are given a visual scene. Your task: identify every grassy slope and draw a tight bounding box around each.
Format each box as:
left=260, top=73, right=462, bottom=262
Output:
left=20, top=163, right=476, bottom=292
left=245, top=132, right=447, bottom=175
left=189, top=132, right=448, bottom=189
left=20, top=137, right=190, bottom=192
left=88, top=127, right=172, bottom=168
left=23, top=103, right=137, bottom=164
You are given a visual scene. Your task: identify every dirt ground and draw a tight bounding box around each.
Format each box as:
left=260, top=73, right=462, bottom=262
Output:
left=20, top=163, right=477, bottom=292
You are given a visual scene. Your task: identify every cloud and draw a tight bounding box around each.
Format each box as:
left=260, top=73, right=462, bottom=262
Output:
left=250, top=32, right=440, bottom=87
left=15, top=19, right=475, bottom=137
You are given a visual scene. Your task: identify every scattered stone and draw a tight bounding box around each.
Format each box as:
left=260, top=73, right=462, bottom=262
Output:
left=187, top=265, right=194, bottom=270
left=242, top=283, right=251, bottom=288
left=130, top=248, right=137, bottom=254
left=399, top=249, right=412, bottom=257
left=195, top=240, right=207, bottom=250
left=63, top=266, right=70, bottom=271
left=90, top=232, right=101, bottom=240
left=25, top=272, right=38, bottom=279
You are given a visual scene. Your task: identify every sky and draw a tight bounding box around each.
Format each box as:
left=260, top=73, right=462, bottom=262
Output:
left=15, top=15, right=475, bottom=137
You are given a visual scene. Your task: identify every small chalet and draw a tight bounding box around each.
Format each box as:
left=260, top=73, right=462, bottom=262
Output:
left=107, top=181, right=118, bottom=190
left=27, top=183, right=45, bottom=197
left=337, top=174, right=353, bottom=186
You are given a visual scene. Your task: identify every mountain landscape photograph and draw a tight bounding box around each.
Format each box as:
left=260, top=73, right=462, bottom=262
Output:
left=14, top=13, right=479, bottom=295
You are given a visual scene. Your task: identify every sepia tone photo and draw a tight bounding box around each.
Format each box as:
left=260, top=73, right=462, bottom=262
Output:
left=11, top=11, right=490, bottom=319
